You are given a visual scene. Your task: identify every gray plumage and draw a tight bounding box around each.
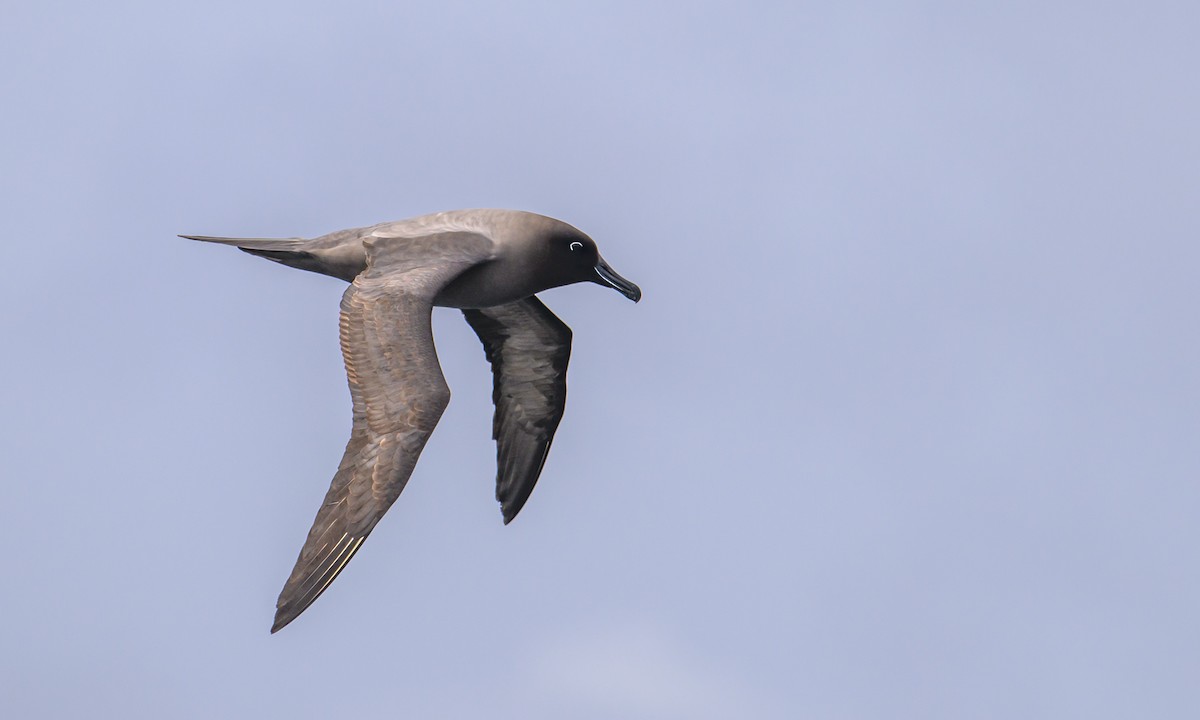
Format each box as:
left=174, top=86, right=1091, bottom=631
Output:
left=181, top=209, right=640, bottom=633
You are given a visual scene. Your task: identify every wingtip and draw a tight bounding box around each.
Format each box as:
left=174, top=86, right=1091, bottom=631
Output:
left=272, top=598, right=304, bottom=633
left=500, top=485, right=539, bottom=524
left=270, top=611, right=293, bottom=634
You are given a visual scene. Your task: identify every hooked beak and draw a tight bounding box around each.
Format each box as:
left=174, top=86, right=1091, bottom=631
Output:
left=594, top=256, right=642, bottom=302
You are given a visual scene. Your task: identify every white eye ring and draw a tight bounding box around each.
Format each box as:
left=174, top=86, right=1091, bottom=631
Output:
left=569, top=241, right=583, bottom=252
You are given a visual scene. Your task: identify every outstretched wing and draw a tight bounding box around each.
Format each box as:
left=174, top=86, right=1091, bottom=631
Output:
left=462, top=296, right=572, bottom=524
left=272, top=232, right=491, bottom=633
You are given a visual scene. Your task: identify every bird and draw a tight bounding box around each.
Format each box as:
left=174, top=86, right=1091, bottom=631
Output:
left=182, top=209, right=641, bottom=633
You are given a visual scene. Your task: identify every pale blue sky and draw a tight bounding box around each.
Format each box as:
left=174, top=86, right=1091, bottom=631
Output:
left=2, top=2, right=1198, bottom=718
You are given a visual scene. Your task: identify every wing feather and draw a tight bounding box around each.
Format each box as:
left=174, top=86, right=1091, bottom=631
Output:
left=462, top=296, right=572, bottom=524
left=271, top=232, right=490, bottom=632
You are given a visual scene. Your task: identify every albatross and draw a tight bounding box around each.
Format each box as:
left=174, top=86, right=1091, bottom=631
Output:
left=182, top=209, right=641, bottom=632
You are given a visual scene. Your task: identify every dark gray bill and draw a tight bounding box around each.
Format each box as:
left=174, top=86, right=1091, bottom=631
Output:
left=594, top=256, right=642, bottom=302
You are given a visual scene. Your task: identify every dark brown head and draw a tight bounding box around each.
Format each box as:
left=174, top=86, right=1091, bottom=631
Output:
left=536, top=224, right=642, bottom=302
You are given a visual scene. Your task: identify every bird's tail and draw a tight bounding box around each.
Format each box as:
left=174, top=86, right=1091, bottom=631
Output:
left=178, top=234, right=305, bottom=251
left=179, top=233, right=322, bottom=267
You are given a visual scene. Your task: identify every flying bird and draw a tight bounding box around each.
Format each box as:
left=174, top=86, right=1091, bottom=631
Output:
left=182, top=209, right=641, bottom=632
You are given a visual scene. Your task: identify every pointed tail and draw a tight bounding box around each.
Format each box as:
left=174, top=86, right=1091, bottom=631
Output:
left=180, top=233, right=336, bottom=276
left=179, top=234, right=305, bottom=252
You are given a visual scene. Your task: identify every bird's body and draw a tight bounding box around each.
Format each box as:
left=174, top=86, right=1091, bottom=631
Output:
left=187, top=209, right=626, bottom=307
left=182, top=209, right=640, bottom=632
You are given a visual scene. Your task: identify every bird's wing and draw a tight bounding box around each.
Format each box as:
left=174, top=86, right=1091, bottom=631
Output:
left=272, top=231, right=491, bottom=633
left=462, top=296, right=572, bottom=524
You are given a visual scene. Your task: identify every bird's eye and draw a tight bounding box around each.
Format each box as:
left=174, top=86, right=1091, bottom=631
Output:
left=569, top=241, right=583, bottom=252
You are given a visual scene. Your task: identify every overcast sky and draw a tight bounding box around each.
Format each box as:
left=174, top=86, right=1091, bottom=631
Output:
left=2, top=2, right=1198, bottom=718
